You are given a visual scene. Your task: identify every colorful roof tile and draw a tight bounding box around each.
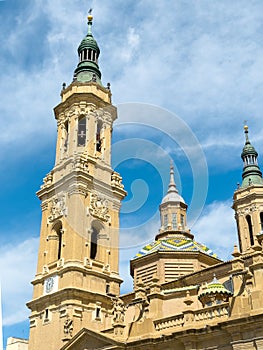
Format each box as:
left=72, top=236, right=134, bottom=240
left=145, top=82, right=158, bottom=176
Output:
left=134, top=237, right=218, bottom=259
left=198, top=275, right=233, bottom=299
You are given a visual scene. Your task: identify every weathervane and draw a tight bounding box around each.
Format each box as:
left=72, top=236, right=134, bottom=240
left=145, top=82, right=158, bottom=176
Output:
left=87, top=8, right=93, bottom=23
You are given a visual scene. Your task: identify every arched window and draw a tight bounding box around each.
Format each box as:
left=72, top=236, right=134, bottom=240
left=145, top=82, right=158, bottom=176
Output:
left=53, top=222, right=63, bottom=260
left=78, top=116, right=86, bottom=146
left=90, top=227, right=98, bottom=259
left=163, top=214, right=168, bottom=229
left=180, top=214, right=185, bottom=230
left=96, top=121, right=103, bottom=152
left=236, top=220, right=243, bottom=252
left=260, top=212, right=263, bottom=231
left=64, top=121, right=69, bottom=151
left=172, top=213, right=177, bottom=230
left=246, top=215, right=254, bottom=246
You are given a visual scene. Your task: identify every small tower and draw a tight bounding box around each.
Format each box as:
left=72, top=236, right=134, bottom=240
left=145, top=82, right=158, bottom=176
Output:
left=233, top=125, right=263, bottom=253
left=131, top=163, right=220, bottom=288
left=27, top=14, right=126, bottom=350
left=157, top=163, right=190, bottom=238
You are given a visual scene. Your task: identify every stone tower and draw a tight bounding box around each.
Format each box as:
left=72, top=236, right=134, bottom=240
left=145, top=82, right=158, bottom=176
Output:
left=233, top=125, right=263, bottom=253
left=27, top=13, right=126, bottom=350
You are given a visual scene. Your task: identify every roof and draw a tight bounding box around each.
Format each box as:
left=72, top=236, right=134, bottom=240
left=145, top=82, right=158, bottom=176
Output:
left=134, top=237, right=218, bottom=259
left=198, top=276, right=233, bottom=298
left=161, top=163, right=185, bottom=205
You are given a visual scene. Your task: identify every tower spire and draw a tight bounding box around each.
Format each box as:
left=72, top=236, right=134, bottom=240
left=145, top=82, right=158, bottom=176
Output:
left=87, top=9, right=93, bottom=35
left=240, top=124, right=263, bottom=187
left=74, top=12, right=102, bottom=84
left=167, top=161, right=178, bottom=194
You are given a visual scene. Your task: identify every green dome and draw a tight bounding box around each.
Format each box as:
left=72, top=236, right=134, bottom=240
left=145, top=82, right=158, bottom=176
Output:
left=198, top=276, right=233, bottom=298
left=73, top=15, right=102, bottom=85
left=241, top=141, right=258, bottom=158
left=78, top=33, right=100, bottom=55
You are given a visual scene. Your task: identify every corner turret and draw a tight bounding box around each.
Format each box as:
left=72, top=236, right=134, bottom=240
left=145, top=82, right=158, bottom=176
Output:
left=233, top=124, right=263, bottom=253
left=241, top=125, right=263, bottom=187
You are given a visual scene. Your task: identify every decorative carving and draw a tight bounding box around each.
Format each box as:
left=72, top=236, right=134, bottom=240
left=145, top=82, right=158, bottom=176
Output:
left=73, top=154, right=89, bottom=172
left=236, top=204, right=258, bottom=216
left=112, top=298, right=126, bottom=324
left=111, top=172, right=124, bottom=189
left=63, top=317, right=73, bottom=337
left=41, top=172, right=53, bottom=189
left=48, top=195, right=66, bottom=222
left=89, top=193, right=111, bottom=222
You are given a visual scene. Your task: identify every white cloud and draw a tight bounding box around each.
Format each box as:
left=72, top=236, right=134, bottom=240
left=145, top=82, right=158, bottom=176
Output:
left=1, top=0, right=262, bottom=327
left=1, top=238, right=39, bottom=326
left=1, top=1, right=263, bottom=171
left=192, top=200, right=237, bottom=261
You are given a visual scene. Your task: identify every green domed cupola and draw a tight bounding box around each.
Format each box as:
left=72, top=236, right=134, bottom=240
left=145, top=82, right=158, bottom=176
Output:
left=241, top=125, right=263, bottom=188
left=74, top=11, right=102, bottom=84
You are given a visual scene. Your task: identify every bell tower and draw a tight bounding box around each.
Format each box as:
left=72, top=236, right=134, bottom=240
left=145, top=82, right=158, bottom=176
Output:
left=233, top=125, right=263, bottom=253
left=27, top=13, right=126, bottom=350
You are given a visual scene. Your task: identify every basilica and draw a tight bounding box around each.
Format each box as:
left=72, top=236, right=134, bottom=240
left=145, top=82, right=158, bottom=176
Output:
left=7, top=14, right=263, bottom=350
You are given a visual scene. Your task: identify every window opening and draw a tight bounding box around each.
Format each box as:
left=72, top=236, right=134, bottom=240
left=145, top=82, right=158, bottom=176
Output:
left=64, top=121, right=69, bottom=151
left=57, top=228, right=63, bottom=260
left=163, top=214, right=168, bottom=229
left=172, top=213, right=177, bottom=229
left=180, top=214, right=184, bottom=229
left=44, top=309, right=49, bottom=320
left=96, top=121, right=102, bottom=152
left=90, top=228, right=98, bottom=259
left=96, top=308, right=100, bottom=319
left=246, top=215, right=254, bottom=245
left=78, top=117, right=86, bottom=146
left=260, top=212, right=263, bottom=231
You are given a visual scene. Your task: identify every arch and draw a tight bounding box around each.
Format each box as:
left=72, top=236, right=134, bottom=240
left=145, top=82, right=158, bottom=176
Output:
left=260, top=212, right=263, bottom=231
left=246, top=215, right=254, bottom=246
left=163, top=214, right=168, bottom=229
left=172, top=213, right=177, bottom=230
left=77, top=116, right=86, bottom=146
left=90, top=220, right=104, bottom=260
left=236, top=219, right=243, bottom=252
left=180, top=214, right=185, bottom=230
left=90, top=227, right=98, bottom=259
left=64, top=120, right=69, bottom=151
left=52, top=221, right=63, bottom=260
left=96, top=120, right=103, bottom=152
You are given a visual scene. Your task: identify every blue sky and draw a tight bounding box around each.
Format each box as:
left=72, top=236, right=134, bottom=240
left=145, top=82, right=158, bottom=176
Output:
left=1, top=0, right=263, bottom=347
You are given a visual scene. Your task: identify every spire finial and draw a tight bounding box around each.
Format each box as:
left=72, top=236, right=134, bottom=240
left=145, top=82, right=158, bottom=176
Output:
left=88, top=8, right=93, bottom=22
left=167, top=161, right=177, bottom=193
left=244, top=121, right=249, bottom=143
left=87, top=9, right=93, bottom=35
left=169, top=161, right=175, bottom=185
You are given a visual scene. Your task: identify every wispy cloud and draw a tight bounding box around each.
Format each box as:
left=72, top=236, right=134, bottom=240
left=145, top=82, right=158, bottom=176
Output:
left=1, top=238, right=38, bottom=326
left=192, top=200, right=237, bottom=260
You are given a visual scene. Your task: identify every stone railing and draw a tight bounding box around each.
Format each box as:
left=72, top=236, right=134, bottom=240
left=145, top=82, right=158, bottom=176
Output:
left=194, top=303, right=229, bottom=322
left=154, top=302, right=229, bottom=332
left=154, top=314, right=184, bottom=331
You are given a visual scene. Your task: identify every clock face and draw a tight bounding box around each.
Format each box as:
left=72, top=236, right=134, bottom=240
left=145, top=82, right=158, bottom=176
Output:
left=45, top=277, right=55, bottom=294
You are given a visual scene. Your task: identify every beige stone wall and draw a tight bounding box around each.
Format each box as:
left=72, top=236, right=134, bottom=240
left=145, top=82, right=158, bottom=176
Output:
left=6, top=338, right=28, bottom=350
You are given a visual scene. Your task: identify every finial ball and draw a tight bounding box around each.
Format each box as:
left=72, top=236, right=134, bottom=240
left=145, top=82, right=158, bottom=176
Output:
left=244, top=125, right=248, bottom=131
left=87, top=14, right=93, bottom=22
